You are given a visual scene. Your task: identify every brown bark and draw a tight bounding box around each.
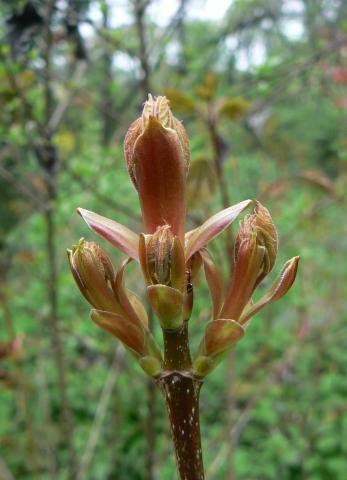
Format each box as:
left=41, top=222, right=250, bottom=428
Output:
left=158, top=322, right=205, bottom=480
left=160, top=374, right=204, bottom=480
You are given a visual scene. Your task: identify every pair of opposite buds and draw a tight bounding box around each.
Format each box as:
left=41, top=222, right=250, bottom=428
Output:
left=68, top=95, right=299, bottom=378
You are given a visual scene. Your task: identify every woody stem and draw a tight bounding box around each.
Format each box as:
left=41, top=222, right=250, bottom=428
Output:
left=158, top=322, right=205, bottom=480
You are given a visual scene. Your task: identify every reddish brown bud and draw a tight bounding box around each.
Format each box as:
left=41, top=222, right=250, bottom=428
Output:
left=220, top=202, right=278, bottom=321
left=235, top=201, right=278, bottom=286
left=124, top=95, right=189, bottom=239
left=67, top=238, right=122, bottom=314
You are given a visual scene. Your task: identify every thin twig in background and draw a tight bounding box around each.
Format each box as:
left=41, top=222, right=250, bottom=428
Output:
left=133, top=0, right=152, bottom=97
left=47, top=59, right=89, bottom=133
left=77, top=345, right=124, bottom=480
left=0, top=163, right=47, bottom=213
left=42, top=1, right=78, bottom=477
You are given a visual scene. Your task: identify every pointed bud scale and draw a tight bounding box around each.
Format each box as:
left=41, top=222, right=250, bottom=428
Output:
left=170, top=236, right=186, bottom=291
left=199, top=248, right=223, bottom=319
left=239, top=256, right=300, bottom=325
left=114, top=258, right=148, bottom=328
left=147, top=285, right=184, bottom=329
left=91, top=309, right=162, bottom=377
left=126, top=289, right=149, bottom=328
left=91, top=309, right=146, bottom=357
left=186, top=252, right=202, bottom=282
left=185, top=200, right=252, bottom=260
left=265, top=256, right=299, bottom=302
left=124, top=95, right=189, bottom=239
left=77, top=208, right=139, bottom=261
left=139, top=233, right=151, bottom=284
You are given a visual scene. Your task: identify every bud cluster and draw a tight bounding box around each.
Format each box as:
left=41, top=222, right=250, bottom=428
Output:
left=69, top=94, right=299, bottom=381
left=68, top=238, right=161, bottom=376
left=194, top=203, right=299, bottom=376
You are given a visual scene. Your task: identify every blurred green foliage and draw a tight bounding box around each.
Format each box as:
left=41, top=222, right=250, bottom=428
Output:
left=0, top=0, right=347, bottom=479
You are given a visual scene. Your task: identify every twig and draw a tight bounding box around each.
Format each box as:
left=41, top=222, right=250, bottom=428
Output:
left=47, top=59, right=88, bottom=133
left=0, top=164, right=47, bottom=213
left=133, top=0, right=152, bottom=96
left=42, top=1, right=78, bottom=477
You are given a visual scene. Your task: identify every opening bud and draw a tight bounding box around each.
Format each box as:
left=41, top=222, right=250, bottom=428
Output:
left=221, top=202, right=277, bottom=321
left=235, top=201, right=278, bottom=285
left=139, top=226, right=185, bottom=291
left=67, top=238, right=121, bottom=314
left=124, top=95, right=189, bottom=239
left=141, top=95, right=190, bottom=170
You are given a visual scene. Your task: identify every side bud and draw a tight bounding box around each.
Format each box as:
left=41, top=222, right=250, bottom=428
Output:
left=235, top=201, right=278, bottom=284
left=124, top=95, right=189, bottom=240
left=221, top=201, right=277, bottom=321
left=67, top=238, right=122, bottom=314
